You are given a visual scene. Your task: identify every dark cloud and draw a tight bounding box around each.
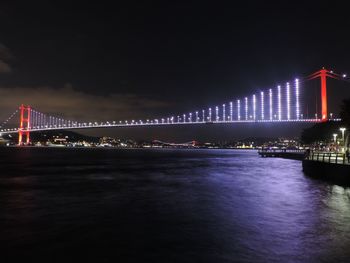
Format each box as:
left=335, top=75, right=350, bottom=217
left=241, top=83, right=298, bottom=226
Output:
left=0, top=43, right=12, bottom=73
left=0, top=85, right=171, bottom=124
left=0, top=60, right=11, bottom=73
left=0, top=43, right=12, bottom=60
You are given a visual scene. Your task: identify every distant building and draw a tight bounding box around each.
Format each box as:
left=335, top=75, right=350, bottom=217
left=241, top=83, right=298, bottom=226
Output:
left=0, top=137, right=9, bottom=146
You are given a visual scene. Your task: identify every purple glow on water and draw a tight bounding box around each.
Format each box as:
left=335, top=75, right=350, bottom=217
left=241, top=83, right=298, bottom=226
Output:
left=0, top=148, right=349, bottom=262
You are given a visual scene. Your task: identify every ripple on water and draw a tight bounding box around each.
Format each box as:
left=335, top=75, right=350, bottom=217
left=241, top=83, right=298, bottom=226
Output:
left=0, top=148, right=349, bottom=262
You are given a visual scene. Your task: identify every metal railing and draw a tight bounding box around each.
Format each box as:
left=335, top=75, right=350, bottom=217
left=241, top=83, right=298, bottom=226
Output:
left=306, top=151, right=349, bottom=165
left=258, top=149, right=305, bottom=154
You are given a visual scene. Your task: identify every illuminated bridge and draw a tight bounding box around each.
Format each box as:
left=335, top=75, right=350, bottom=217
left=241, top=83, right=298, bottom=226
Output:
left=0, top=68, right=347, bottom=145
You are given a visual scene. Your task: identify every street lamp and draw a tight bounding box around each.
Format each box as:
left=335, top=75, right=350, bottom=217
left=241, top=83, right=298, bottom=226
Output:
left=333, top=133, right=338, bottom=143
left=340, top=127, right=346, bottom=142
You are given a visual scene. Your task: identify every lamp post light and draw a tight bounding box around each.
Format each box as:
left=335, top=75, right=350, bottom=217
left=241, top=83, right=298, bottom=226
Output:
left=340, top=127, right=346, bottom=143
left=333, top=133, right=338, bottom=143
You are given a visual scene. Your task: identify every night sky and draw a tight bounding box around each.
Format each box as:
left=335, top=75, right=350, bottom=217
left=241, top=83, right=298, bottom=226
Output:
left=1, top=2, right=350, bottom=141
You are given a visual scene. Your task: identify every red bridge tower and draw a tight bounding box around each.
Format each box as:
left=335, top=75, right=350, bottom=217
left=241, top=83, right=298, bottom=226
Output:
left=308, top=68, right=340, bottom=122
left=18, top=104, right=31, bottom=145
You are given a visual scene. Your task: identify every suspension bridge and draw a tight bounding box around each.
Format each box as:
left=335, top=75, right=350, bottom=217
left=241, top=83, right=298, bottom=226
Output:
left=0, top=68, right=347, bottom=145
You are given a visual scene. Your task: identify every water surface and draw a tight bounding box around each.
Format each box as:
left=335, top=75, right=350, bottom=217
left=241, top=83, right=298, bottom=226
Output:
left=0, top=148, right=349, bottom=262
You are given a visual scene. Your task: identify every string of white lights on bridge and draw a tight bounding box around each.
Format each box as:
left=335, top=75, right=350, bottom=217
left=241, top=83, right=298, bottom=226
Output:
left=1, top=69, right=348, bottom=138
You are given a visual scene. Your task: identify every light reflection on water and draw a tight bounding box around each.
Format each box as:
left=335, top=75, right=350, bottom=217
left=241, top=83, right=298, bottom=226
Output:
left=0, top=148, right=349, bottom=262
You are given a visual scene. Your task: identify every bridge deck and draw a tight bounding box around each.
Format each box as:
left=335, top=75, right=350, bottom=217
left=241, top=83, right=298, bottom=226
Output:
left=1, top=118, right=335, bottom=135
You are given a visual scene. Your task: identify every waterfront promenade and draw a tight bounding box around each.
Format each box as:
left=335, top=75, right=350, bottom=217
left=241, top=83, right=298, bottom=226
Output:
left=258, top=149, right=305, bottom=160
left=259, top=148, right=350, bottom=165
left=259, top=148, right=350, bottom=185
left=305, top=151, right=349, bottom=165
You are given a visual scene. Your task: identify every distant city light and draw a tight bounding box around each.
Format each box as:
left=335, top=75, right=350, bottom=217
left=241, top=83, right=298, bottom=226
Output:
left=333, top=133, right=338, bottom=142
left=340, top=127, right=346, bottom=142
